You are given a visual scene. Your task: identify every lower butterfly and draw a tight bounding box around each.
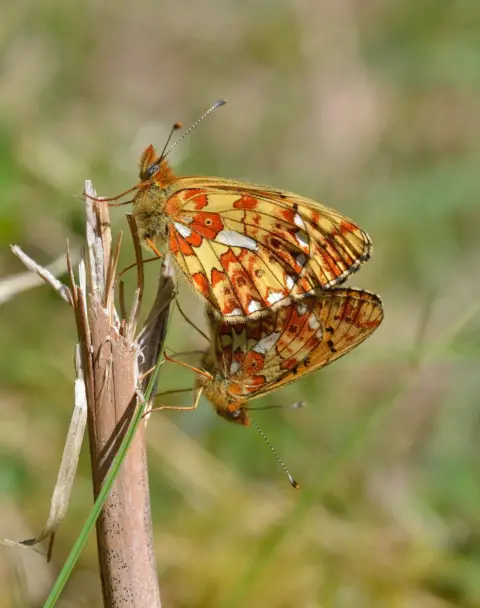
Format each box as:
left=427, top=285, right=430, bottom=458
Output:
left=102, top=102, right=372, bottom=322
left=164, top=288, right=383, bottom=425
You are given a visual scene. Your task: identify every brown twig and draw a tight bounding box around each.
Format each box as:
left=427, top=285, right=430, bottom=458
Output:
left=103, top=231, right=122, bottom=312
left=118, top=280, right=128, bottom=332
left=125, top=213, right=145, bottom=342
left=78, top=181, right=172, bottom=607
left=8, top=181, right=174, bottom=605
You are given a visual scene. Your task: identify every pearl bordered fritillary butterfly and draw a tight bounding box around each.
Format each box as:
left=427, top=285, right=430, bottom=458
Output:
left=105, top=102, right=372, bottom=322
left=184, top=288, right=383, bottom=425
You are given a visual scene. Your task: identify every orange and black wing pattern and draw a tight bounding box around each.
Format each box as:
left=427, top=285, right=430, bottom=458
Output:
left=208, top=288, right=383, bottom=399
left=133, top=151, right=371, bottom=321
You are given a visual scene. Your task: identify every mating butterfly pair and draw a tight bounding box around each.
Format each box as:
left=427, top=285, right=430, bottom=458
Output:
left=104, top=108, right=382, bottom=432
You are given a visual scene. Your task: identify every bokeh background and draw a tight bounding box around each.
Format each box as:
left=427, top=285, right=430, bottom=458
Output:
left=1, top=1, right=480, bottom=606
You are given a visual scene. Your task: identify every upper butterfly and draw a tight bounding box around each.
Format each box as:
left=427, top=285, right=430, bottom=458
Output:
left=106, top=108, right=372, bottom=322
left=195, top=288, right=384, bottom=425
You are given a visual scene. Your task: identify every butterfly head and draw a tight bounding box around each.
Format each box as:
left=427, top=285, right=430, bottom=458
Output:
left=196, top=356, right=250, bottom=426
left=138, top=144, right=177, bottom=186
left=132, top=144, right=178, bottom=246
left=215, top=399, right=250, bottom=426
left=137, top=102, right=225, bottom=187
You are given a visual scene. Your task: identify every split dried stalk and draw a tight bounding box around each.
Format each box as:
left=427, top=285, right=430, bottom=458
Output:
left=74, top=182, right=173, bottom=607
left=1, top=253, right=85, bottom=557
left=6, top=180, right=174, bottom=606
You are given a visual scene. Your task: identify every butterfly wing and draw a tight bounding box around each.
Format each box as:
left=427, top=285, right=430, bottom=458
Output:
left=165, top=178, right=372, bottom=320
left=210, top=288, right=383, bottom=400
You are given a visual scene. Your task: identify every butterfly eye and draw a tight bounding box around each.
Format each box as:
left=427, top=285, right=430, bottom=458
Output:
left=223, top=404, right=247, bottom=424
left=146, top=163, right=160, bottom=178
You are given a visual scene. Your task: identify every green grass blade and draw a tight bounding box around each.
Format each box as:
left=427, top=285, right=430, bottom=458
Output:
left=43, top=358, right=162, bottom=608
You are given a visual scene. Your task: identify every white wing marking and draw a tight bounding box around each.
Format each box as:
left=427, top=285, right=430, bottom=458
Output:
left=295, top=230, right=309, bottom=250
left=294, top=213, right=306, bottom=229
left=252, top=331, right=281, bottom=355
left=286, top=275, right=295, bottom=290
left=215, top=230, right=259, bottom=251
left=174, top=222, right=192, bottom=238
left=230, top=360, right=241, bottom=374
left=225, top=308, right=243, bottom=317
left=296, top=303, right=308, bottom=316
left=266, top=291, right=285, bottom=305
left=248, top=300, right=262, bottom=313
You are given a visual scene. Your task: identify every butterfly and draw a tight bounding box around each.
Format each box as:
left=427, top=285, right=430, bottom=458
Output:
left=108, top=125, right=372, bottom=322
left=178, top=288, right=384, bottom=426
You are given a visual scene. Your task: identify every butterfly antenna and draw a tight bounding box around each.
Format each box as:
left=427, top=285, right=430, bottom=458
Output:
left=165, top=99, right=227, bottom=158
left=155, top=121, right=183, bottom=164
left=249, top=417, right=299, bottom=489
left=248, top=401, right=306, bottom=412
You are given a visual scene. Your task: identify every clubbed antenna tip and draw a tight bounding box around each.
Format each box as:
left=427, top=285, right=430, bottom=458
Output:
left=249, top=417, right=299, bottom=490
left=165, top=99, right=228, bottom=158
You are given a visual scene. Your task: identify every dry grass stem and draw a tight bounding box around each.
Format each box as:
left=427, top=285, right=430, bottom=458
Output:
left=5, top=180, right=175, bottom=606
left=1, top=346, right=88, bottom=554
left=8, top=246, right=73, bottom=304
left=76, top=181, right=172, bottom=607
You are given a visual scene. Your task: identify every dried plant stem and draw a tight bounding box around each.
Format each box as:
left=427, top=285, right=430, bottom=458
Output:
left=75, top=183, right=173, bottom=606
left=9, top=181, right=174, bottom=605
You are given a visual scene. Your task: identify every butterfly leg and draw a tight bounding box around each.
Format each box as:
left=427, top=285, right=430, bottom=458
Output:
left=116, top=238, right=163, bottom=278
left=146, top=386, right=204, bottom=415
left=117, top=255, right=161, bottom=279
left=163, top=352, right=212, bottom=380
left=83, top=184, right=139, bottom=205
left=146, top=238, right=163, bottom=259
left=175, top=300, right=210, bottom=343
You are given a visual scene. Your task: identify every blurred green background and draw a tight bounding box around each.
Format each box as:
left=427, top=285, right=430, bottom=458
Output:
left=1, top=0, right=480, bottom=606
